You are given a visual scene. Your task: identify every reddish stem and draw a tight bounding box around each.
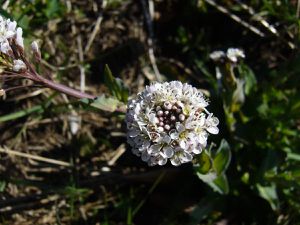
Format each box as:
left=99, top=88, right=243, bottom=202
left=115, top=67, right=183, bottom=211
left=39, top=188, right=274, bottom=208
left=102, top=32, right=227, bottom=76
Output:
left=32, top=74, right=96, bottom=100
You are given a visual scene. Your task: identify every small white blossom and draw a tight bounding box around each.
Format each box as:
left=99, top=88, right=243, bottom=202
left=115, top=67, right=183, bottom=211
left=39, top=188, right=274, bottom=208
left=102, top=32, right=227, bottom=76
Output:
left=126, top=81, right=219, bottom=166
left=12, top=59, right=26, bottom=72
left=226, top=48, right=245, bottom=63
left=210, top=48, right=245, bottom=63
left=209, top=50, right=225, bottom=62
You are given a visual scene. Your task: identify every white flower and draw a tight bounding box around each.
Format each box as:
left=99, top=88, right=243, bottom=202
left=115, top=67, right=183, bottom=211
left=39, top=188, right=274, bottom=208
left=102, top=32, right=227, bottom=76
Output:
left=226, top=48, right=245, bottom=63
left=12, top=59, right=26, bottom=72
left=126, top=81, right=219, bottom=166
left=0, top=18, right=16, bottom=42
left=0, top=15, right=24, bottom=54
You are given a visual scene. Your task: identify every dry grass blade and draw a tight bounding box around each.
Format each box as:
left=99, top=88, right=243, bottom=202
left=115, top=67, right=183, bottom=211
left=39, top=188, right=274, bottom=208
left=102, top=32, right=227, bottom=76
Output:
left=0, top=146, right=71, bottom=167
left=204, top=0, right=265, bottom=37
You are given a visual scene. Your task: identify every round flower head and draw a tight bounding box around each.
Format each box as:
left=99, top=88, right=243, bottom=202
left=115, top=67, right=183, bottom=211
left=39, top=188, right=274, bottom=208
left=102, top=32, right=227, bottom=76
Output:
left=126, top=81, right=219, bottom=166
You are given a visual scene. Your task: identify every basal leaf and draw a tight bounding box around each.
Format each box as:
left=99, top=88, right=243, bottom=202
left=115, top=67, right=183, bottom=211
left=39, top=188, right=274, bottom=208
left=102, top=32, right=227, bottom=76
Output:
left=257, top=183, right=279, bottom=210
left=213, top=139, right=232, bottom=175
left=211, top=173, right=229, bottom=194
left=81, top=95, right=125, bottom=112
left=197, top=172, right=229, bottom=195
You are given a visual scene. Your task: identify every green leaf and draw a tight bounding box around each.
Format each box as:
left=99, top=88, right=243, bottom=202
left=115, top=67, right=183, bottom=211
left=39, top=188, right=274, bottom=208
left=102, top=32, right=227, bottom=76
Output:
left=211, top=173, right=229, bottom=194
left=45, top=0, right=63, bottom=19
left=104, top=64, right=129, bottom=102
left=257, top=183, right=279, bottom=210
left=195, top=151, right=212, bottom=174
left=0, top=181, right=6, bottom=192
left=238, top=64, right=257, bottom=95
left=0, top=105, right=43, bottom=122
left=81, top=94, right=125, bottom=112
left=196, top=172, right=229, bottom=195
left=287, top=152, right=300, bottom=161
left=213, top=139, right=232, bottom=175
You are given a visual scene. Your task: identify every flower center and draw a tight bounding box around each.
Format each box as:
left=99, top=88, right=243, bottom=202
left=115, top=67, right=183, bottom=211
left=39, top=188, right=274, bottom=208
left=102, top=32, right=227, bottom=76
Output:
left=154, top=101, right=186, bottom=133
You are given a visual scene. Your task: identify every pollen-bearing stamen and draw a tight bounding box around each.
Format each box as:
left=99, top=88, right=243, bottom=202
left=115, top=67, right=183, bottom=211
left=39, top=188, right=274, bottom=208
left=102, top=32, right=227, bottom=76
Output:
left=126, top=81, right=219, bottom=166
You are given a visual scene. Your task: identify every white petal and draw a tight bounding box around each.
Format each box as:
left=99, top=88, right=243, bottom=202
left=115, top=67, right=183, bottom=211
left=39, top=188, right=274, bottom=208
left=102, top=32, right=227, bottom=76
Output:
left=149, top=113, right=158, bottom=124
left=5, top=30, right=15, bottom=39
left=158, top=157, right=167, bottom=166
left=169, top=130, right=179, bottom=140
left=176, top=123, right=185, bottom=133
left=170, top=156, right=181, bottom=166
left=199, top=115, right=206, bottom=126
left=192, top=147, right=202, bottom=154
left=180, top=152, right=193, bottom=163
left=148, top=144, right=161, bottom=154
left=198, top=133, right=207, bottom=145
left=0, top=41, right=11, bottom=55
left=179, top=140, right=187, bottom=149
left=132, top=148, right=140, bottom=155
left=210, top=117, right=219, bottom=126
left=163, top=146, right=174, bottom=158
left=207, top=126, right=219, bottom=134
left=128, top=128, right=140, bottom=137
left=141, top=151, right=150, bottom=162
left=142, top=140, right=151, bottom=149
left=162, top=135, right=171, bottom=144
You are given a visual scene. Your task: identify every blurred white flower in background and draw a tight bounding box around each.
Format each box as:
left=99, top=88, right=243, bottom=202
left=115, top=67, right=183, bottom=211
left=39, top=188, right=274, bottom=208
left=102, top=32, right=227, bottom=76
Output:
left=226, top=48, right=245, bottom=63
left=126, top=81, right=219, bottom=166
left=209, top=48, right=245, bottom=63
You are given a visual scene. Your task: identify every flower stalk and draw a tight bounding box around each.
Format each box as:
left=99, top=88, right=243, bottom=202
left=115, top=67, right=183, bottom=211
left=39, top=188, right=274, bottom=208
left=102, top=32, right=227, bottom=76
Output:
left=28, top=72, right=96, bottom=99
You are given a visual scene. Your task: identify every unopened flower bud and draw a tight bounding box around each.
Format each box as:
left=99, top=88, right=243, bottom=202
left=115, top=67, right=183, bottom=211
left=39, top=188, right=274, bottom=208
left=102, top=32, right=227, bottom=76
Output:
left=157, top=110, right=163, bottom=116
left=12, top=59, right=26, bottom=72
left=163, top=101, right=172, bottom=110
left=16, top=27, right=24, bottom=51
left=31, top=41, right=41, bottom=63
left=179, top=114, right=185, bottom=121
left=164, top=124, right=170, bottom=131
left=0, top=89, right=5, bottom=97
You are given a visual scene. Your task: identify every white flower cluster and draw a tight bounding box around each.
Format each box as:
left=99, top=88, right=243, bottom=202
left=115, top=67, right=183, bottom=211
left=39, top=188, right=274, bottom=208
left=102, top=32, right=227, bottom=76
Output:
left=0, top=15, right=27, bottom=72
left=0, top=15, right=24, bottom=55
left=126, top=81, right=219, bottom=166
left=210, top=48, right=245, bottom=63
